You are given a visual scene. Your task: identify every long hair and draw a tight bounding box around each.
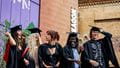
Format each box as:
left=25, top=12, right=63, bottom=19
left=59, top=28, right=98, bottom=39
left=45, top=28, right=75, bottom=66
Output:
left=89, top=30, right=93, bottom=40
left=11, top=30, right=25, bottom=47
left=66, top=33, right=79, bottom=48
left=26, top=33, right=40, bottom=56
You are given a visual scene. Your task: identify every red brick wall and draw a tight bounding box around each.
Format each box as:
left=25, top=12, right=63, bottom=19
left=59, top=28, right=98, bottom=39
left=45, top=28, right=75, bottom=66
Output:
left=39, top=0, right=78, bottom=46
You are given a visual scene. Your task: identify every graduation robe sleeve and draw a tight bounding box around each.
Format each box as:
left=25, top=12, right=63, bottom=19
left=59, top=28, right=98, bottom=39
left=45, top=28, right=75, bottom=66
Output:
left=101, top=31, right=120, bottom=68
left=62, top=46, right=80, bottom=68
left=3, top=41, right=11, bottom=63
left=6, top=45, right=18, bottom=68
left=38, top=45, right=44, bottom=68
left=81, top=41, right=94, bottom=68
left=81, top=42, right=91, bottom=62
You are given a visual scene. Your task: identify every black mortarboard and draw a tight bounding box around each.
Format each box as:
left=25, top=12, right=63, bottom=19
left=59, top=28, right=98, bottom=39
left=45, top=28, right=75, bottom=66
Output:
left=10, top=25, right=22, bottom=33
left=89, top=25, right=101, bottom=32
left=90, top=26, right=100, bottom=32
left=28, top=28, right=42, bottom=34
left=67, top=32, right=80, bottom=37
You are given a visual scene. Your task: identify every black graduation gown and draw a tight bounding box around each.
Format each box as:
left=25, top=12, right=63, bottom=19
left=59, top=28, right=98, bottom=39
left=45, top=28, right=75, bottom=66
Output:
left=38, top=43, right=62, bottom=68
left=62, top=46, right=80, bottom=68
left=6, top=42, right=28, bottom=68
left=6, top=45, right=25, bottom=68
left=81, top=40, right=106, bottom=68
left=101, top=32, right=119, bottom=68
left=6, top=46, right=18, bottom=68
left=22, top=46, right=35, bottom=68
left=81, top=32, right=120, bottom=68
left=24, top=54, right=35, bottom=68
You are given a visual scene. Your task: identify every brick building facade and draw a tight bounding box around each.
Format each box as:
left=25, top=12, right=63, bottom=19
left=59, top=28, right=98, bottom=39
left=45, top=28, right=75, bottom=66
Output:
left=78, top=0, right=120, bottom=66
left=39, top=0, right=78, bottom=46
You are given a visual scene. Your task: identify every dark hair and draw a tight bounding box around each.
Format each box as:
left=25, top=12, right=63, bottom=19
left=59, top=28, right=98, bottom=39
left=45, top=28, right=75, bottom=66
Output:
left=89, top=27, right=100, bottom=39
left=46, top=30, right=60, bottom=41
left=89, top=30, right=92, bottom=39
left=11, top=30, right=25, bottom=47
left=11, top=30, right=20, bottom=39
left=66, top=32, right=79, bottom=48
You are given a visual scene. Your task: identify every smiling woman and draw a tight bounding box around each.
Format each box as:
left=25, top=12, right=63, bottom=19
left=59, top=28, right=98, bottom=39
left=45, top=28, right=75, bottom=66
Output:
left=38, top=30, right=63, bottom=68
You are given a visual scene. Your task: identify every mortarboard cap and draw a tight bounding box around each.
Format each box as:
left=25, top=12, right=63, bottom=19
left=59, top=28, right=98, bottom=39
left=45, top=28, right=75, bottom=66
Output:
left=67, top=32, right=80, bottom=37
left=89, top=25, right=101, bottom=32
left=10, top=25, right=22, bottom=33
left=28, top=28, right=42, bottom=34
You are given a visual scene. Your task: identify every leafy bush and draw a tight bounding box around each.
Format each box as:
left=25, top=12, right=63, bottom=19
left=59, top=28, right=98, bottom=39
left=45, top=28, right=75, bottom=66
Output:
left=0, top=20, right=11, bottom=68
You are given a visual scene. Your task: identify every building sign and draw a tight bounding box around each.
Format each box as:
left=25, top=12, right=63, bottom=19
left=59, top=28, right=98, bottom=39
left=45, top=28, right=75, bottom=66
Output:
left=13, top=0, right=30, bottom=10
left=0, top=0, right=40, bottom=28
left=70, top=8, right=78, bottom=32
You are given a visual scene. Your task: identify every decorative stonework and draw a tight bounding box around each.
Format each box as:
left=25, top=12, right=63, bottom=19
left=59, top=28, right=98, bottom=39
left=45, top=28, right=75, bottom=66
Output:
left=79, top=0, right=120, bottom=7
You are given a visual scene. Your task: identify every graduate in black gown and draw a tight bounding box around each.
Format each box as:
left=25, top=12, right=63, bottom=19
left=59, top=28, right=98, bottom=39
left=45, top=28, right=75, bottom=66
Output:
left=62, top=32, right=81, bottom=68
left=24, top=28, right=42, bottom=68
left=4, top=25, right=27, bottom=68
left=81, top=26, right=120, bottom=68
left=38, top=30, right=63, bottom=68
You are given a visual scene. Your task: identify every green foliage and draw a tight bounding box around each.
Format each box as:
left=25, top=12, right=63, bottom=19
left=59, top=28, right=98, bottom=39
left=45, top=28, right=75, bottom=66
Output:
left=0, top=58, right=6, bottom=68
left=26, top=22, right=35, bottom=29
left=22, top=22, right=35, bottom=37
left=5, top=20, right=11, bottom=31
left=0, top=20, right=11, bottom=68
left=22, top=29, right=31, bottom=37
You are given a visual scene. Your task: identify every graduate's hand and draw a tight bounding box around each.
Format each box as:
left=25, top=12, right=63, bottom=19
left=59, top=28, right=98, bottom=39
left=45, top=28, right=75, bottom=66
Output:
left=18, top=45, right=22, bottom=50
left=55, top=61, right=60, bottom=67
left=89, top=60, right=99, bottom=67
left=5, top=32, right=16, bottom=45
left=75, top=60, right=81, bottom=64
left=5, top=32, right=11, bottom=37
left=67, top=58, right=75, bottom=62
left=43, top=61, right=53, bottom=68
left=44, top=65, right=53, bottom=68
left=24, top=58, right=29, bottom=65
left=79, top=45, right=84, bottom=52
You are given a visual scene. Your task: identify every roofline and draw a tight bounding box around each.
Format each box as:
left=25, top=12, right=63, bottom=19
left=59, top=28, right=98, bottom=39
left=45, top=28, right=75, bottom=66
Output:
left=79, top=0, right=120, bottom=7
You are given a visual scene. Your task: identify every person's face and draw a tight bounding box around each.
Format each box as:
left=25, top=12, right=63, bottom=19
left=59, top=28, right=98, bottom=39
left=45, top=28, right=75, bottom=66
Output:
left=46, top=34, right=52, bottom=42
left=69, top=37, right=77, bottom=47
left=17, top=30, right=22, bottom=36
left=91, top=31, right=99, bottom=40
left=34, top=33, right=39, bottom=40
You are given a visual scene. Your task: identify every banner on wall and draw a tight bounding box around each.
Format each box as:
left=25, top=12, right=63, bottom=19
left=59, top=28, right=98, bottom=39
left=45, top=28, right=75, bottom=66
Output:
left=70, top=8, right=78, bottom=32
left=13, top=0, right=30, bottom=10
